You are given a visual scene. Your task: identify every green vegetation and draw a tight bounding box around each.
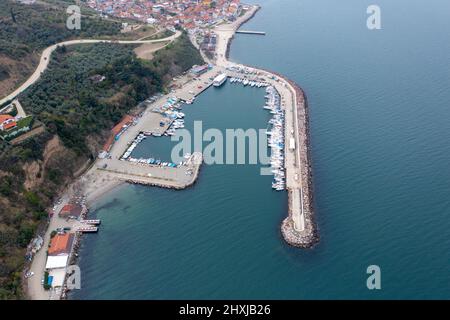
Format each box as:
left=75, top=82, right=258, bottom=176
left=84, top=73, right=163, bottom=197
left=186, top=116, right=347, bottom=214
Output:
left=0, top=30, right=203, bottom=299
left=0, top=0, right=122, bottom=98
left=0, top=0, right=121, bottom=59
left=149, top=32, right=204, bottom=84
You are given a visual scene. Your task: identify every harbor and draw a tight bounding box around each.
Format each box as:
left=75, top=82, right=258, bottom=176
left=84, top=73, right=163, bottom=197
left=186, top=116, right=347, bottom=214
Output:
left=62, top=0, right=450, bottom=300
left=26, top=2, right=316, bottom=300
left=213, top=5, right=318, bottom=248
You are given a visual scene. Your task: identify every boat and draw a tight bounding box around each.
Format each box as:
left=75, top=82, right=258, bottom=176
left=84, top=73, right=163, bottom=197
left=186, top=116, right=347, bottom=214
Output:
left=213, top=73, right=227, bottom=87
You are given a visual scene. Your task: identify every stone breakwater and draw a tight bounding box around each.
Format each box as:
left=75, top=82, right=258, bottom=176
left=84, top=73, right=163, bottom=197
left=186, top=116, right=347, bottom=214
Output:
left=282, top=79, right=318, bottom=248
left=245, top=65, right=318, bottom=248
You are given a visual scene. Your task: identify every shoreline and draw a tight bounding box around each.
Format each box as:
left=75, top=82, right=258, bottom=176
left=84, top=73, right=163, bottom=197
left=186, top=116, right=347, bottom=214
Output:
left=224, top=5, right=262, bottom=61
left=26, top=2, right=317, bottom=300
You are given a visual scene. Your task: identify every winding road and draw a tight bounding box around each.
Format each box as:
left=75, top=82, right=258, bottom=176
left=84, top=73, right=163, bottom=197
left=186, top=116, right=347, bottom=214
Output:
left=0, top=31, right=181, bottom=107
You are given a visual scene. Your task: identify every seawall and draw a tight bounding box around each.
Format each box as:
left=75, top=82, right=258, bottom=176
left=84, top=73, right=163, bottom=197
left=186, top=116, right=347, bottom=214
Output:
left=282, top=83, right=318, bottom=248
left=225, top=5, right=261, bottom=61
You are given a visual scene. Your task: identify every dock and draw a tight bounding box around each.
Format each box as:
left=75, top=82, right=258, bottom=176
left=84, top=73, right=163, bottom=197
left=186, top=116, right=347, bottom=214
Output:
left=75, top=226, right=98, bottom=233
left=236, top=30, right=266, bottom=35
left=97, top=152, right=203, bottom=190
left=80, top=219, right=101, bottom=225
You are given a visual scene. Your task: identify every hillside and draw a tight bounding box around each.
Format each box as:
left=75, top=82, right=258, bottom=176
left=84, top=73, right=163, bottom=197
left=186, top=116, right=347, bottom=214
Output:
left=0, top=23, right=203, bottom=300
left=0, top=0, right=122, bottom=97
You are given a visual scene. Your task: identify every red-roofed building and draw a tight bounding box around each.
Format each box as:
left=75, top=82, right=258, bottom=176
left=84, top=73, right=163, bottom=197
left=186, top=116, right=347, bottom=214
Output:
left=102, top=115, right=135, bottom=152
left=48, top=233, right=74, bottom=256
left=0, top=114, right=17, bottom=131
left=58, top=204, right=84, bottom=218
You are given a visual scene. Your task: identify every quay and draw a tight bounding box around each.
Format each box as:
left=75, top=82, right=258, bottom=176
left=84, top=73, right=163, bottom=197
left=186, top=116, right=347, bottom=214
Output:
left=235, top=30, right=266, bottom=35
left=98, top=152, right=203, bottom=190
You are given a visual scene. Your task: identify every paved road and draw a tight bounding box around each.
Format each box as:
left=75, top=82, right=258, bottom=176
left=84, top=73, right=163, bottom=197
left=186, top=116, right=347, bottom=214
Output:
left=0, top=31, right=181, bottom=107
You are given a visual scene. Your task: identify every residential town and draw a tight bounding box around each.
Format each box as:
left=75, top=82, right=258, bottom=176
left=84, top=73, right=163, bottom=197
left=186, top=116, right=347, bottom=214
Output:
left=86, top=0, right=242, bottom=31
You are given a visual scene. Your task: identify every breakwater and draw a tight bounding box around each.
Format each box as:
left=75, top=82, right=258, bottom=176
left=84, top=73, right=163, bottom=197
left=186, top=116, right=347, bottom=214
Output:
left=232, top=61, right=317, bottom=247
left=219, top=3, right=318, bottom=248
left=281, top=81, right=318, bottom=248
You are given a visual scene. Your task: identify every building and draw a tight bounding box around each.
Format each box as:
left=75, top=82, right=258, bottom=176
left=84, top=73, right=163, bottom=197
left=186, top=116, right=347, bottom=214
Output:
left=45, top=233, right=74, bottom=288
left=48, top=233, right=74, bottom=256
left=58, top=204, right=84, bottom=219
left=191, top=64, right=209, bottom=76
left=0, top=114, right=17, bottom=131
left=102, top=115, right=135, bottom=153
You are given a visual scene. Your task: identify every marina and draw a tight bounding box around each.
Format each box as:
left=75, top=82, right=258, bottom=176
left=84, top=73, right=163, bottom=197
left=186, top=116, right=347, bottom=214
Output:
left=264, top=86, right=286, bottom=191
left=27, top=2, right=317, bottom=300
left=42, top=0, right=450, bottom=300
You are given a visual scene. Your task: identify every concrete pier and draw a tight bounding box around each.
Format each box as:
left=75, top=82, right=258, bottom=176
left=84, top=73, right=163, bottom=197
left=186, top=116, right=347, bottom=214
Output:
left=235, top=30, right=266, bottom=35
left=97, top=153, right=202, bottom=190
left=95, top=103, right=203, bottom=190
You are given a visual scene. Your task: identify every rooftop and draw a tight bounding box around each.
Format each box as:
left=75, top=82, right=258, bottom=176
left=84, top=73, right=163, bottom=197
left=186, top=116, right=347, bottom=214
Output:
left=48, top=233, right=74, bottom=256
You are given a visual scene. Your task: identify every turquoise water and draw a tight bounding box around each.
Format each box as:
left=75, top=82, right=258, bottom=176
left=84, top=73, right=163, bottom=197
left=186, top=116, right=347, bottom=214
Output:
left=72, top=0, right=450, bottom=299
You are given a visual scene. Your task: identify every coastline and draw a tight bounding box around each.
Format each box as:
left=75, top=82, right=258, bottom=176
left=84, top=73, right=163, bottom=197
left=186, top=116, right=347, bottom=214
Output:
left=26, top=2, right=317, bottom=300
left=224, top=5, right=262, bottom=61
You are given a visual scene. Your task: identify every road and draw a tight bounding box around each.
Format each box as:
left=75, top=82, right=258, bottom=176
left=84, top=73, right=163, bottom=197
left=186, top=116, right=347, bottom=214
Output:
left=0, top=31, right=181, bottom=107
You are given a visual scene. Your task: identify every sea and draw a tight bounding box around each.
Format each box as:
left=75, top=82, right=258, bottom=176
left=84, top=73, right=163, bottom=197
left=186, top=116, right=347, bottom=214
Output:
left=71, top=0, right=450, bottom=299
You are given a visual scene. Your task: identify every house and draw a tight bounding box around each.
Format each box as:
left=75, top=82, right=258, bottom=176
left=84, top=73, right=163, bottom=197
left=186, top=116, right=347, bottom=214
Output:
left=0, top=114, right=17, bottom=131
left=48, top=233, right=74, bottom=256
left=45, top=233, right=74, bottom=288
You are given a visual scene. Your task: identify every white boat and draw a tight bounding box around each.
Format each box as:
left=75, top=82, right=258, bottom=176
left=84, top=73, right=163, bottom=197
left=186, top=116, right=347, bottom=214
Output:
left=213, top=73, right=227, bottom=87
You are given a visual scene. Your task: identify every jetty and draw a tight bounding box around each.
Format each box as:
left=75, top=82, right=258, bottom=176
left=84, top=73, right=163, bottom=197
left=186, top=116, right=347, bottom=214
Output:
left=75, top=226, right=98, bottom=233
left=235, top=30, right=266, bottom=35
